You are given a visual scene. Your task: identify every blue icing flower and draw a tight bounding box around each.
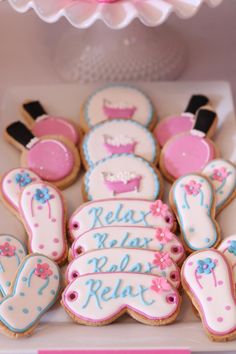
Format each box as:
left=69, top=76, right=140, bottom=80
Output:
left=34, top=188, right=51, bottom=204
left=15, top=172, right=32, bottom=187
left=228, top=240, right=236, bottom=256
left=196, top=258, right=216, bottom=274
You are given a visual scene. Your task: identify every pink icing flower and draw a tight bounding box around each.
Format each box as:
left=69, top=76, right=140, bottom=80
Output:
left=151, top=277, right=171, bottom=293
left=150, top=200, right=169, bottom=217
left=153, top=252, right=172, bottom=270
left=184, top=180, right=201, bottom=195
left=0, top=242, right=16, bottom=257
left=35, top=263, right=53, bottom=279
left=212, top=167, right=228, bottom=182
left=155, top=227, right=173, bottom=244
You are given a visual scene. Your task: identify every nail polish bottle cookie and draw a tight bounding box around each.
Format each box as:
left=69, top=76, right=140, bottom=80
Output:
left=154, top=94, right=210, bottom=147
left=160, top=108, right=219, bottom=182
left=5, top=121, right=80, bottom=189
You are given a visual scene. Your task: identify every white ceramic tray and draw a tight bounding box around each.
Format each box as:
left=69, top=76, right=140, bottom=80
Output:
left=0, top=81, right=236, bottom=353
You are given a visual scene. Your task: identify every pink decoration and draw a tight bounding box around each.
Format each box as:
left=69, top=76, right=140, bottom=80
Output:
left=103, top=176, right=142, bottom=195
left=0, top=242, right=16, bottom=257
left=104, top=141, right=136, bottom=155
left=153, top=252, right=172, bottom=270
left=150, top=200, right=169, bottom=217
left=151, top=277, right=171, bottom=293
left=34, top=263, right=53, bottom=279
left=184, top=180, right=202, bottom=195
left=212, top=167, right=228, bottom=182
left=155, top=227, right=173, bottom=244
left=103, top=100, right=137, bottom=119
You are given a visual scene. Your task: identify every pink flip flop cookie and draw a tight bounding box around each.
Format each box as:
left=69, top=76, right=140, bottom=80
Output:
left=19, top=182, right=68, bottom=265
left=218, top=235, right=236, bottom=285
left=182, top=249, right=236, bottom=342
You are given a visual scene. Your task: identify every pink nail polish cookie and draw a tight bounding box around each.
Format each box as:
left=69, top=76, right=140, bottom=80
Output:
left=0, top=168, right=41, bottom=217
left=69, top=199, right=176, bottom=241
left=81, top=84, right=157, bottom=132
left=70, top=226, right=185, bottom=265
left=169, top=173, right=221, bottom=253
left=19, top=182, right=68, bottom=265
left=66, top=248, right=181, bottom=289
left=61, top=272, right=181, bottom=326
left=202, top=159, right=236, bottom=215
left=21, top=100, right=81, bottom=146
left=154, top=94, right=209, bottom=147
left=81, top=119, right=159, bottom=169
left=0, top=254, right=60, bottom=338
left=160, top=108, right=219, bottom=182
left=82, top=154, right=163, bottom=201
left=218, top=235, right=236, bottom=285
left=0, top=235, right=27, bottom=297
left=5, top=121, right=80, bottom=189
left=181, top=249, right=236, bottom=342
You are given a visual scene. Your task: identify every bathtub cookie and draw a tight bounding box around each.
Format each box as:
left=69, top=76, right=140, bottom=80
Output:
left=19, top=182, right=68, bottom=265
left=69, top=199, right=176, bottom=240
left=169, top=174, right=221, bottom=252
left=181, top=249, right=236, bottom=342
left=218, top=235, right=236, bottom=285
left=202, top=159, right=236, bottom=214
left=81, top=85, right=157, bottom=132
left=0, top=168, right=41, bottom=217
left=0, top=235, right=27, bottom=297
left=21, top=100, right=81, bottom=146
left=0, top=254, right=60, bottom=338
left=81, top=119, right=159, bottom=169
left=5, top=121, right=80, bottom=189
left=62, top=272, right=181, bottom=326
left=160, top=108, right=219, bottom=182
left=82, top=154, right=163, bottom=201
left=154, top=94, right=210, bottom=147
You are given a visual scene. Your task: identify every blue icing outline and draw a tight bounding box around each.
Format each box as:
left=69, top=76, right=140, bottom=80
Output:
left=82, top=119, right=157, bottom=168
left=84, top=153, right=160, bottom=201
left=83, top=84, right=154, bottom=129
left=173, top=174, right=217, bottom=250
left=0, top=254, right=61, bottom=333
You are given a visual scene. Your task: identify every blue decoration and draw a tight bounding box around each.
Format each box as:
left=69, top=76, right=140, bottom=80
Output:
left=34, top=188, right=51, bottom=204
left=93, top=232, right=153, bottom=249
left=15, top=172, right=32, bottom=187
left=228, top=240, right=236, bottom=256
left=22, top=308, right=29, bottom=314
left=196, top=258, right=216, bottom=274
left=8, top=306, right=13, bottom=311
left=5, top=281, right=11, bottom=287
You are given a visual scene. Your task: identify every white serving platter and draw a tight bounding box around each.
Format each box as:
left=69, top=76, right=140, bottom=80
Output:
left=0, top=81, right=235, bottom=353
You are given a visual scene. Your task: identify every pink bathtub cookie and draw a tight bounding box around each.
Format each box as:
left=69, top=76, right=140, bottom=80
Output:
left=182, top=249, right=236, bottom=342
left=19, top=182, right=68, bottom=265
left=154, top=94, right=209, bottom=147
left=62, top=272, right=181, bottom=326
left=160, top=108, right=219, bottom=182
left=218, top=235, right=236, bottom=285
left=5, top=121, right=80, bottom=189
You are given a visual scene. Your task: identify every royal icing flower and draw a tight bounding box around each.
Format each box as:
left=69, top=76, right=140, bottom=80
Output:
left=35, top=263, right=53, bottom=279
left=196, top=258, right=216, bottom=275
left=155, top=227, right=173, bottom=244
left=228, top=240, right=236, bottom=256
left=15, top=172, right=32, bottom=187
left=0, top=242, right=16, bottom=257
left=34, top=188, right=51, bottom=204
left=151, top=277, right=171, bottom=293
left=184, top=180, right=202, bottom=196
left=153, top=252, right=172, bottom=270
left=150, top=200, right=169, bottom=217
left=212, top=167, right=228, bottom=182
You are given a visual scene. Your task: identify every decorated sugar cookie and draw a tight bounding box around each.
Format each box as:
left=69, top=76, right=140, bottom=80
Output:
left=21, top=100, right=81, bottom=146
left=169, top=174, right=221, bottom=252
left=154, top=94, right=209, bottom=147
left=0, top=168, right=41, bottom=216
left=19, top=182, right=68, bottom=265
left=181, top=249, right=236, bottom=342
left=81, top=85, right=157, bottom=131
left=66, top=248, right=181, bottom=289
left=202, top=159, right=236, bottom=214
left=70, top=226, right=185, bottom=265
left=81, top=119, right=159, bottom=168
left=0, top=254, right=60, bottom=337
left=82, top=154, right=163, bottom=201
left=218, top=235, right=236, bottom=284
left=0, top=235, right=27, bottom=297
left=69, top=199, right=176, bottom=240
left=5, top=121, right=80, bottom=189
left=62, top=272, right=181, bottom=326
left=160, top=108, right=219, bottom=182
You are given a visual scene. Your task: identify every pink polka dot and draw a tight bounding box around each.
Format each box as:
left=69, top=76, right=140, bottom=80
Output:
left=207, top=297, right=212, bottom=302
left=217, top=317, right=223, bottom=322
left=51, top=218, right=56, bottom=223
left=225, top=306, right=231, bottom=311
left=39, top=244, right=44, bottom=249
left=218, top=280, right=223, bottom=286
left=188, top=262, right=193, bottom=266
left=52, top=251, right=58, bottom=257
left=38, top=205, right=43, bottom=210
left=53, top=238, right=59, bottom=243
left=34, top=223, right=39, bottom=228
left=50, top=194, right=55, bottom=199
left=27, top=192, right=31, bottom=196
left=7, top=179, right=11, bottom=184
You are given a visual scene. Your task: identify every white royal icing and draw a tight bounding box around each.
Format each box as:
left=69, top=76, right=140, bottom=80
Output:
left=171, top=174, right=219, bottom=251
left=102, top=171, right=140, bottom=184
left=0, top=254, right=60, bottom=334
left=218, top=235, right=236, bottom=285
left=62, top=272, right=180, bottom=325
left=104, top=135, right=135, bottom=146
left=202, top=159, right=236, bottom=212
left=19, top=182, right=67, bottom=263
left=1, top=168, right=41, bottom=212
left=182, top=250, right=236, bottom=337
